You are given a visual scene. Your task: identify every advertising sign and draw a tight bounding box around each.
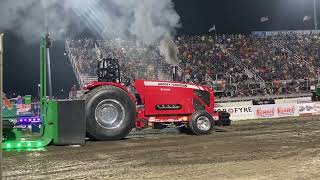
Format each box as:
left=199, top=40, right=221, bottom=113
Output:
left=298, top=102, right=320, bottom=115
left=215, top=106, right=254, bottom=120
left=253, top=103, right=299, bottom=118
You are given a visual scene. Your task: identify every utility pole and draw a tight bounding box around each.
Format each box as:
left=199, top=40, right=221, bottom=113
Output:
left=0, top=33, right=4, bottom=176
left=314, top=0, right=318, bottom=30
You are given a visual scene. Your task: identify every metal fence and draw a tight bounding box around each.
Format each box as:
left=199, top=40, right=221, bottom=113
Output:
left=212, top=79, right=318, bottom=100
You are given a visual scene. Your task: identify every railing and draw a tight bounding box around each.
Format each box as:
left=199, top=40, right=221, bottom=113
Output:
left=272, top=39, right=311, bottom=66
left=225, top=50, right=265, bottom=82
left=65, top=40, right=84, bottom=87
left=214, top=79, right=317, bottom=101
left=216, top=93, right=312, bottom=103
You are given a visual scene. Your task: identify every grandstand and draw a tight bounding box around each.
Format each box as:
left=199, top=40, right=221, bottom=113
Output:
left=65, top=31, right=320, bottom=99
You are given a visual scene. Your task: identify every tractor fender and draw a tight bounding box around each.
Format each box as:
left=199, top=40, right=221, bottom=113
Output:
left=83, top=81, right=136, bottom=102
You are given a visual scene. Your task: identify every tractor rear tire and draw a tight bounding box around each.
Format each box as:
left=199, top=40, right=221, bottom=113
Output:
left=85, top=85, right=136, bottom=141
left=81, top=94, right=97, bottom=140
left=189, top=111, right=214, bottom=135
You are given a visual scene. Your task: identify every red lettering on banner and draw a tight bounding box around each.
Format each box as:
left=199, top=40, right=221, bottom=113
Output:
left=256, top=108, right=275, bottom=117
left=277, top=106, right=295, bottom=115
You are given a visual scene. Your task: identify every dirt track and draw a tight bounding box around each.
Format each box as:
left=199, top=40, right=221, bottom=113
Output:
left=3, top=116, right=320, bottom=180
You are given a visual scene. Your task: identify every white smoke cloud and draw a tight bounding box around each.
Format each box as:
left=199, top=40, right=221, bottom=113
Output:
left=0, top=0, right=180, bottom=43
left=0, top=0, right=181, bottom=65
left=0, top=0, right=72, bottom=42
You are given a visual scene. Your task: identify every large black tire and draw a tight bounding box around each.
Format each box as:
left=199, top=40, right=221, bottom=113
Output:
left=219, top=111, right=231, bottom=126
left=85, top=85, right=136, bottom=141
left=189, top=111, right=214, bottom=135
left=223, top=119, right=231, bottom=126
left=81, top=94, right=96, bottom=140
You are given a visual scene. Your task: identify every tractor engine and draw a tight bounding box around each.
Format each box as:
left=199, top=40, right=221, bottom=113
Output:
left=133, top=80, right=222, bottom=134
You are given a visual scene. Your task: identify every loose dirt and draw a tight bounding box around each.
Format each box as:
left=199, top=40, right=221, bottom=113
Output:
left=3, top=116, right=320, bottom=180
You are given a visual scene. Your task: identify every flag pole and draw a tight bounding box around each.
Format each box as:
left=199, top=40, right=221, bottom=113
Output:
left=314, top=0, right=318, bottom=30
left=215, top=27, right=217, bottom=38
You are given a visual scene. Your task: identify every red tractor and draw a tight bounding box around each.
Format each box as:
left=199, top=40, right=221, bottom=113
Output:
left=82, top=58, right=230, bottom=141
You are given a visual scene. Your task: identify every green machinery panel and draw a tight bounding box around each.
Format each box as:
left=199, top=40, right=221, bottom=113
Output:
left=2, top=100, right=58, bottom=150
left=53, top=100, right=86, bottom=145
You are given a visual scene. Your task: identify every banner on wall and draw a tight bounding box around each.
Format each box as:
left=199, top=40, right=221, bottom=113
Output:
left=298, top=102, right=320, bottom=115
left=214, top=106, right=254, bottom=120
left=213, top=102, right=320, bottom=121
left=252, top=30, right=320, bottom=37
left=253, top=103, right=299, bottom=118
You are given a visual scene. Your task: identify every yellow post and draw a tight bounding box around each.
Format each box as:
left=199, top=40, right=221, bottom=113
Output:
left=0, top=33, right=3, bottom=175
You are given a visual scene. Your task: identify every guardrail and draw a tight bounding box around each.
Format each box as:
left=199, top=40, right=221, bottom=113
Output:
left=215, top=93, right=312, bottom=103
left=216, top=98, right=320, bottom=121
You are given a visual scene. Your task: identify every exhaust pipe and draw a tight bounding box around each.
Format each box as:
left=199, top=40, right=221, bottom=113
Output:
left=172, top=66, right=178, bottom=82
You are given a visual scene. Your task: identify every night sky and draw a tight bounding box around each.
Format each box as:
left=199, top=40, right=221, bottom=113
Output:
left=2, top=0, right=319, bottom=98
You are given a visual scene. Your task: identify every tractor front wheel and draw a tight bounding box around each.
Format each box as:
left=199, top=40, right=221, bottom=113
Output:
left=189, top=111, right=214, bottom=135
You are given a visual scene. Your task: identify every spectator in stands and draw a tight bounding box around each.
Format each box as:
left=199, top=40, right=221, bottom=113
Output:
left=16, top=95, right=23, bottom=104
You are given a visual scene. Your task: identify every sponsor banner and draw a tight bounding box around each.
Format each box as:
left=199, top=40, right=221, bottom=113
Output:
left=254, top=104, right=276, bottom=118
left=251, top=31, right=267, bottom=37
left=298, top=102, right=320, bottom=115
left=252, top=30, right=320, bottom=37
left=276, top=104, right=299, bottom=117
left=253, top=103, right=299, bottom=118
left=215, top=106, right=254, bottom=121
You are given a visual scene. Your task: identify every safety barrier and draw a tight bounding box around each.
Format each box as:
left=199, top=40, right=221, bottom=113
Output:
left=298, top=102, right=320, bottom=116
left=215, top=97, right=316, bottom=121
left=253, top=103, right=298, bottom=119
left=215, top=105, right=254, bottom=120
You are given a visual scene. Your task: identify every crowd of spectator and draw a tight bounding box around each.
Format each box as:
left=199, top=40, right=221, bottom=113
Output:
left=66, top=33, right=320, bottom=98
left=175, top=35, right=250, bottom=86
left=225, top=35, right=315, bottom=82
left=67, top=39, right=97, bottom=76
left=97, top=39, right=172, bottom=82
